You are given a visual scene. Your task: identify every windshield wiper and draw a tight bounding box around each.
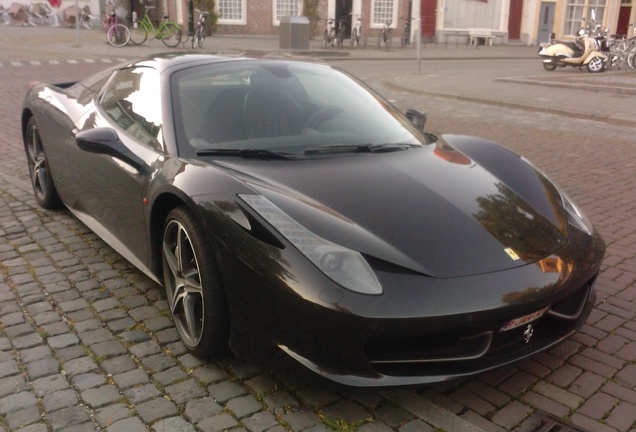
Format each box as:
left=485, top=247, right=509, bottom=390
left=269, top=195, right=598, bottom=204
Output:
left=304, top=143, right=417, bottom=155
left=196, top=148, right=296, bottom=160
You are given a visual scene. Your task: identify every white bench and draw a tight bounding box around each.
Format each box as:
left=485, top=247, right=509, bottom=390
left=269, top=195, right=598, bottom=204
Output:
left=468, top=28, right=493, bottom=46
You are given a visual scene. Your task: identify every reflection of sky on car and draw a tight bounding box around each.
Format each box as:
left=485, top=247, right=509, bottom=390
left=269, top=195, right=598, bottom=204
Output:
left=125, top=71, right=161, bottom=127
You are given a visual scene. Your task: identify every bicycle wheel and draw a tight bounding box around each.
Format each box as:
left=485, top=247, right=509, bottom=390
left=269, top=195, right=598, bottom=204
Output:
left=377, top=31, right=383, bottom=48
left=351, top=28, right=357, bottom=47
left=198, top=24, right=206, bottom=47
left=191, top=25, right=200, bottom=48
left=107, top=23, right=130, bottom=47
left=628, top=46, right=636, bottom=69
left=129, top=23, right=148, bottom=45
left=160, top=22, right=182, bottom=47
left=386, top=29, right=393, bottom=47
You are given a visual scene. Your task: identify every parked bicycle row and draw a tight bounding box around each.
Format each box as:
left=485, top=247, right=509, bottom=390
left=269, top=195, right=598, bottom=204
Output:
left=0, top=2, right=96, bottom=28
left=322, top=15, right=414, bottom=49
left=105, top=6, right=212, bottom=48
left=0, top=2, right=212, bottom=49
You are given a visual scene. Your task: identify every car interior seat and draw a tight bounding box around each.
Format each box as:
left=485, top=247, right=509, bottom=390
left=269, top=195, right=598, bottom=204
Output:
left=242, top=78, right=304, bottom=139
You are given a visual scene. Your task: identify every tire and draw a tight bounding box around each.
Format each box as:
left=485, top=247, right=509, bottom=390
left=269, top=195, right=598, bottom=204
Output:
left=351, top=29, right=357, bottom=47
left=129, top=24, right=148, bottom=45
left=160, top=22, right=182, bottom=47
left=586, top=56, right=605, bottom=73
left=162, top=207, right=229, bottom=358
left=377, top=31, right=383, bottom=48
left=24, top=117, right=62, bottom=210
left=106, top=24, right=130, bottom=47
left=323, top=29, right=328, bottom=48
left=543, top=62, right=558, bottom=71
left=191, top=26, right=200, bottom=49
left=627, top=49, right=636, bottom=69
left=197, top=24, right=206, bottom=47
left=386, top=30, right=393, bottom=48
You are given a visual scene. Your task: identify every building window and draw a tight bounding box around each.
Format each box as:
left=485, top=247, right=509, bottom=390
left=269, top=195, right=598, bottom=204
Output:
left=371, top=0, right=396, bottom=27
left=218, top=0, right=245, bottom=24
left=564, top=0, right=605, bottom=35
left=274, top=0, right=300, bottom=24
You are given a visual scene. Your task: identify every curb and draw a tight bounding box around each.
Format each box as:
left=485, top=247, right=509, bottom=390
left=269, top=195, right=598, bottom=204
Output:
left=390, top=73, right=636, bottom=129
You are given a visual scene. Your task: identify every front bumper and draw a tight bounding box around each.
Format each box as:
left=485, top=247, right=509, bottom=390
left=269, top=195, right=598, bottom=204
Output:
left=220, top=221, right=604, bottom=387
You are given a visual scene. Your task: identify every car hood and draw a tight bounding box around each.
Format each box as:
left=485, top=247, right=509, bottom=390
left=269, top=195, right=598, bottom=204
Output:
left=214, top=135, right=569, bottom=278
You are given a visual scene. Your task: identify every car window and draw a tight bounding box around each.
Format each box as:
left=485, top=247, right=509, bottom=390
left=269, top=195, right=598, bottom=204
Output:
left=171, top=60, right=424, bottom=158
left=101, top=67, right=163, bottom=151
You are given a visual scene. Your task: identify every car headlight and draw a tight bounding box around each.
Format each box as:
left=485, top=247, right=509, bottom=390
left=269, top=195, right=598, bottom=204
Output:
left=560, top=190, right=594, bottom=235
left=239, top=194, right=383, bottom=295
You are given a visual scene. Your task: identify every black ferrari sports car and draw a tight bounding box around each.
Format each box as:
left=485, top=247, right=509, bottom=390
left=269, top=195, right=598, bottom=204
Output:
left=22, top=53, right=604, bottom=386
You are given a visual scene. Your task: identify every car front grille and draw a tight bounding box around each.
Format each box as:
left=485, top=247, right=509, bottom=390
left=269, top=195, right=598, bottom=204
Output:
left=365, top=279, right=595, bottom=378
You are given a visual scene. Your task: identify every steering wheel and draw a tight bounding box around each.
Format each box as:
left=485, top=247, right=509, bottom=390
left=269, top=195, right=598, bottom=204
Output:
left=304, top=106, right=344, bottom=130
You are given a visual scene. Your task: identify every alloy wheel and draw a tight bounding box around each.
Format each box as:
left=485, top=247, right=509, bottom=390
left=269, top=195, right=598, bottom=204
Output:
left=162, top=219, right=205, bottom=348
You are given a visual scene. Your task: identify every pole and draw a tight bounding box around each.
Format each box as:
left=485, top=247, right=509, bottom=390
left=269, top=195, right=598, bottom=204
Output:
left=187, top=0, right=193, bottom=36
left=417, top=17, right=421, bottom=74
left=74, top=0, right=80, bottom=46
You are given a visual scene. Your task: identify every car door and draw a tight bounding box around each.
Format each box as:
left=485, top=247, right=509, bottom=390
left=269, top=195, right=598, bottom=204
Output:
left=69, top=66, right=164, bottom=268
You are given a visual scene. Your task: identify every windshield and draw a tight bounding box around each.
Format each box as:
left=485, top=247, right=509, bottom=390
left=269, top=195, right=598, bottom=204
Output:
left=171, top=60, right=425, bottom=158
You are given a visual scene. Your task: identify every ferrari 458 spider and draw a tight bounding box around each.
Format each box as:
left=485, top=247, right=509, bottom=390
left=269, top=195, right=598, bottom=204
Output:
left=21, top=53, right=604, bottom=386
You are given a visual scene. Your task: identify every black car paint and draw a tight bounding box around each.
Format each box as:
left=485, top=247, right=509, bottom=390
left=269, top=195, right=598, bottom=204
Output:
left=21, top=53, right=605, bottom=386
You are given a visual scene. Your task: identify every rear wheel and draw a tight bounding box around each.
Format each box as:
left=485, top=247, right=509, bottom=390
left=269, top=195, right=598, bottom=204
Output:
left=586, top=56, right=605, bottom=73
left=162, top=207, right=229, bottom=358
left=129, top=24, right=148, bottom=45
left=24, top=117, right=62, bottom=209
left=160, top=22, right=182, bottom=47
left=542, top=62, right=558, bottom=71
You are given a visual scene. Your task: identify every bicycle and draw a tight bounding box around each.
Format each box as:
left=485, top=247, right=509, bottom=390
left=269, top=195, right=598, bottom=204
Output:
left=377, top=19, right=392, bottom=48
left=129, top=6, right=182, bottom=47
left=350, top=14, right=362, bottom=48
left=400, top=16, right=411, bottom=47
left=323, top=18, right=336, bottom=48
left=191, top=8, right=209, bottom=48
left=105, top=11, right=130, bottom=47
left=336, top=19, right=346, bottom=47
left=626, top=23, right=636, bottom=69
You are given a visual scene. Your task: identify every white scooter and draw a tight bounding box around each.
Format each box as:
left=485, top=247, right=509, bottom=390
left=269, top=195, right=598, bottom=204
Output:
left=539, top=12, right=607, bottom=73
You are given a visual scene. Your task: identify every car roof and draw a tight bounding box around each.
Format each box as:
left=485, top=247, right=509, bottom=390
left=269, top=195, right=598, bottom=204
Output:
left=125, top=52, right=329, bottom=75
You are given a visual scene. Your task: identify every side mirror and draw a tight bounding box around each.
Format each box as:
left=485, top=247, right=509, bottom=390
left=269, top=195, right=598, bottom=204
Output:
left=406, top=108, right=427, bottom=131
left=76, top=128, right=146, bottom=171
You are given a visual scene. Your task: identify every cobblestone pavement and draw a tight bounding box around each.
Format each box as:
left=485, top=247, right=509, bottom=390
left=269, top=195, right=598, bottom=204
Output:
left=1, top=26, right=636, bottom=432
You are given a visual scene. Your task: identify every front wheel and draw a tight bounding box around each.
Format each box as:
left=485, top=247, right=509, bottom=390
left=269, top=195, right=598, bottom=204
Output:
left=106, top=24, right=130, bottom=47
left=162, top=207, right=229, bottom=358
left=586, top=56, right=605, bottom=73
left=627, top=49, right=636, bottom=69
left=24, top=117, right=62, bottom=210
left=128, top=24, right=148, bottom=45
left=191, top=26, right=200, bottom=48
left=542, top=62, right=558, bottom=71
left=197, top=24, right=206, bottom=47
left=160, top=22, right=182, bottom=47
